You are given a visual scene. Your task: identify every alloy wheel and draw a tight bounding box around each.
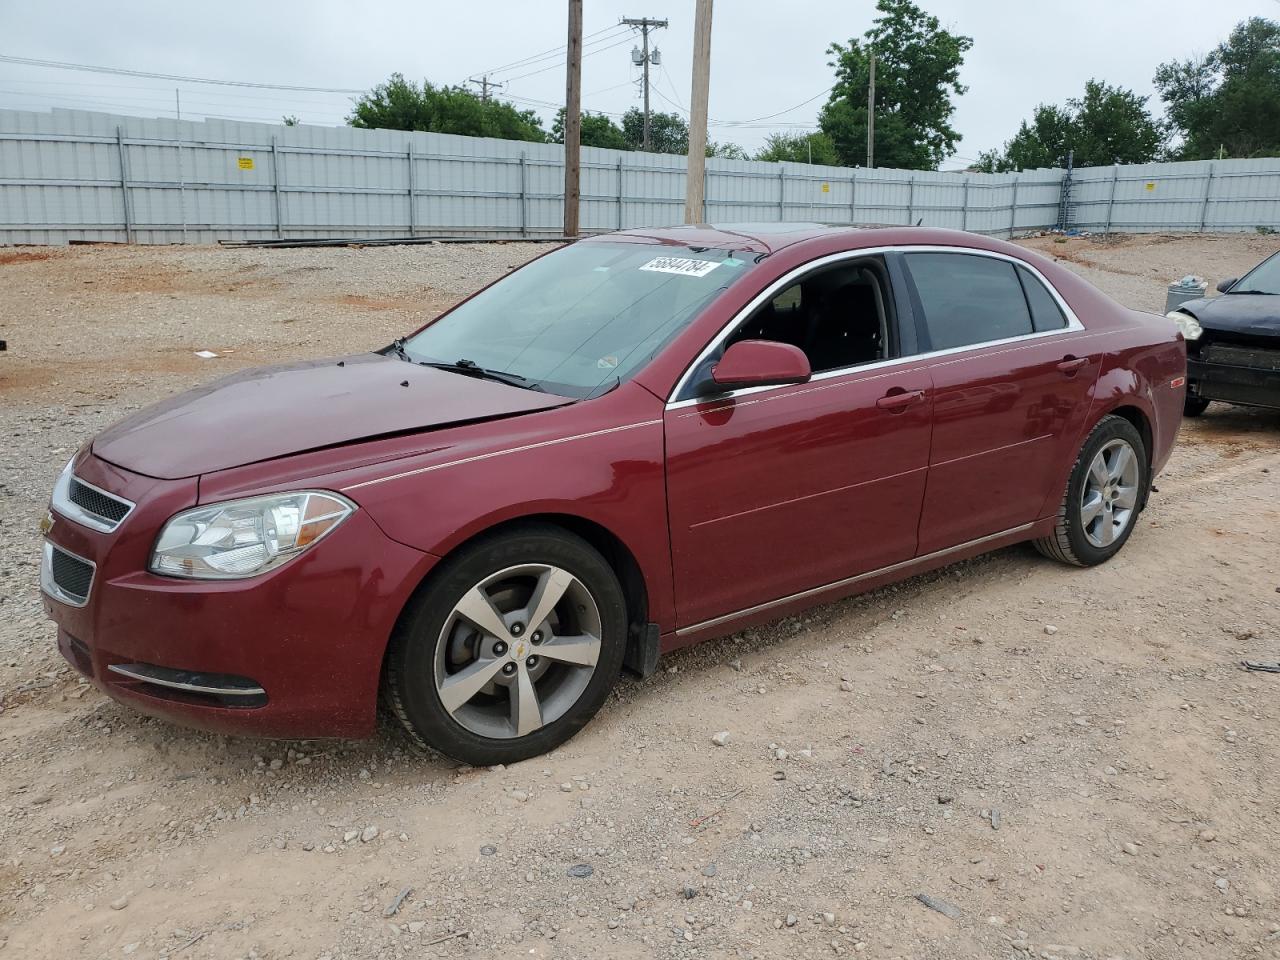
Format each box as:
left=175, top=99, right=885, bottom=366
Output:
left=1080, top=438, right=1140, bottom=549
left=433, top=563, right=602, bottom=740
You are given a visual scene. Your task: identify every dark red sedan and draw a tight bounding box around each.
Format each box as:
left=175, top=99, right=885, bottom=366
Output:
left=41, top=224, right=1186, bottom=764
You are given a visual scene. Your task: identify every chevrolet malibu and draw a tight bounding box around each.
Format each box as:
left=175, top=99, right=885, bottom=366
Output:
left=41, top=224, right=1186, bottom=764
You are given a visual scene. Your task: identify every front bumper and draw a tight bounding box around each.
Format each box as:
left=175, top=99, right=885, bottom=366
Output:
left=1187, top=356, right=1280, bottom=410
left=41, top=453, right=437, bottom=739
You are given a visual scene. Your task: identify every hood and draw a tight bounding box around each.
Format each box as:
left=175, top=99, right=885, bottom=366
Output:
left=1178, top=294, right=1280, bottom=337
left=93, top=353, right=574, bottom=479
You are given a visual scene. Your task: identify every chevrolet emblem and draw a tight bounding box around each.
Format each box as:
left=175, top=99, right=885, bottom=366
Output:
left=38, top=512, right=54, bottom=536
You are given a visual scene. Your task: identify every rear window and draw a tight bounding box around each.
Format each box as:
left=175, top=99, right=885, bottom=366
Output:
left=1018, top=266, right=1068, bottom=332
left=905, top=253, right=1034, bottom=351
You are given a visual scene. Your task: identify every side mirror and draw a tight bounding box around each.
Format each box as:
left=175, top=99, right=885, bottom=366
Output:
left=1216, top=277, right=1238, bottom=293
left=708, top=340, right=811, bottom=393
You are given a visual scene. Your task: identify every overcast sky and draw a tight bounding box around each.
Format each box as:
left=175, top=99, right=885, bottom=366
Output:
left=0, top=0, right=1266, bottom=169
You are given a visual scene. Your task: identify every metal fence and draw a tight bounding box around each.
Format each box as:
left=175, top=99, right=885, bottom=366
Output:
left=1067, top=158, right=1280, bottom=233
left=1, top=108, right=1278, bottom=245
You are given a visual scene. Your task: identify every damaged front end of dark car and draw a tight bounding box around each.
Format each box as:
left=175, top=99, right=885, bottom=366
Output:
left=1168, top=250, right=1280, bottom=416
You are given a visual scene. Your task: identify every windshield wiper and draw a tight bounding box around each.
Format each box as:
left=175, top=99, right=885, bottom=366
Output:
left=1226, top=289, right=1278, bottom=295
left=419, top=358, right=543, bottom=391
left=387, top=338, right=413, bottom=361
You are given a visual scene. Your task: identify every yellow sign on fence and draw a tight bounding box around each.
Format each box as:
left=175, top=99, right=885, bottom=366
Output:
left=821, top=182, right=830, bottom=193
left=238, top=157, right=255, bottom=171
left=1144, top=181, right=1156, bottom=192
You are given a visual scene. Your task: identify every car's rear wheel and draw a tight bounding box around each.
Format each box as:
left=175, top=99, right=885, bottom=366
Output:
left=1183, top=396, right=1210, bottom=417
left=384, top=524, right=627, bottom=765
left=1035, top=415, right=1148, bottom=567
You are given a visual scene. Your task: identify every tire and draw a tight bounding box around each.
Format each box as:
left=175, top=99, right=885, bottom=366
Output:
left=1034, top=415, right=1149, bottom=567
left=1183, top=396, right=1210, bottom=418
left=384, top=523, right=627, bottom=765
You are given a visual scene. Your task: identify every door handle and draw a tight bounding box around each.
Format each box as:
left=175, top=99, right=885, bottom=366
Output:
left=876, top=388, right=926, bottom=412
left=1057, top=356, right=1089, bottom=376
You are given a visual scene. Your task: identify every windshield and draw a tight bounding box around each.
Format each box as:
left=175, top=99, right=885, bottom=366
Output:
left=401, top=242, right=750, bottom=398
left=1230, top=251, right=1280, bottom=295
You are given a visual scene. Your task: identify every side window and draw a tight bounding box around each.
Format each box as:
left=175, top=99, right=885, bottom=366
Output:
left=906, top=253, right=1033, bottom=351
left=1017, top=266, right=1068, bottom=332
left=725, top=259, right=891, bottom=374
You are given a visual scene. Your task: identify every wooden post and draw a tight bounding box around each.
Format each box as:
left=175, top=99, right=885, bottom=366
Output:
left=562, top=0, right=582, bottom=237
left=684, top=0, right=713, bottom=224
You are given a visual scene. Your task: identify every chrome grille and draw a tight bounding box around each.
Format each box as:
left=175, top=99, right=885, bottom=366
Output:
left=69, top=477, right=131, bottom=525
left=51, top=468, right=135, bottom=533
left=43, top=543, right=95, bottom=606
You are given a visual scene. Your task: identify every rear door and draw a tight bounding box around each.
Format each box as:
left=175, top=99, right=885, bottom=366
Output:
left=664, top=254, right=933, bottom=629
left=901, top=251, right=1101, bottom=555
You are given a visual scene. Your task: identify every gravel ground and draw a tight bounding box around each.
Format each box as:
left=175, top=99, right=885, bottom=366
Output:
left=1, top=233, right=1279, bottom=960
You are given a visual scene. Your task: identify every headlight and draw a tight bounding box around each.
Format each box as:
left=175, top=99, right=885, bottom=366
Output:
left=150, top=491, right=355, bottom=580
left=1166, top=310, right=1203, bottom=341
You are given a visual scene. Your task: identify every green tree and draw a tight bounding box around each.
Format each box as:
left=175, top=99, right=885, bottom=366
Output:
left=621, top=108, right=689, bottom=154
left=971, top=148, right=1012, bottom=174
left=1068, top=80, right=1164, bottom=165
left=754, top=131, right=840, bottom=165
left=1156, top=17, right=1280, bottom=159
left=818, top=0, right=972, bottom=170
left=1000, top=103, right=1079, bottom=170
left=978, top=82, right=1162, bottom=170
left=707, top=141, right=749, bottom=160
left=551, top=108, right=629, bottom=150
left=347, top=73, right=547, bottom=142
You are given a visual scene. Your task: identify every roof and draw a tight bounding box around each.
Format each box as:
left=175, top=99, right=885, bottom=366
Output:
left=585, top=222, right=860, bottom=256
left=582, top=222, right=1021, bottom=259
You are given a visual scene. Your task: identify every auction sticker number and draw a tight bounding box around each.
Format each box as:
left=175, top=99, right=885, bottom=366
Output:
left=639, top=256, right=719, bottom=278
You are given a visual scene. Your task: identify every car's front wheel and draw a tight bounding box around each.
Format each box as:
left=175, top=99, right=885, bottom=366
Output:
left=1035, top=415, right=1149, bottom=567
left=384, top=524, right=627, bottom=765
left=1183, top=396, right=1210, bottom=418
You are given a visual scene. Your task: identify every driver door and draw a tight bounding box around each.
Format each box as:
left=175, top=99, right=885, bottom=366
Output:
left=664, top=256, right=934, bottom=629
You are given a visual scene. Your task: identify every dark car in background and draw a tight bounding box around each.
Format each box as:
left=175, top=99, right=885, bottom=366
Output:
left=1168, top=250, right=1280, bottom=416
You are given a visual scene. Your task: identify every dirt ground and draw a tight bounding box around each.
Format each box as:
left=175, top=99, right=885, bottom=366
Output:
left=2, top=232, right=1280, bottom=960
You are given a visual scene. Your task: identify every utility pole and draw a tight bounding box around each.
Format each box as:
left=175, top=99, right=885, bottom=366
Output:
left=866, top=53, right=875, bottom=168
left=684, top=0, right=713, bottom=224
left=622, top=16, right=668, bottom=151
left=468, top=75, right=505, bottom=103
left=563, top=0, right=583, bottom=237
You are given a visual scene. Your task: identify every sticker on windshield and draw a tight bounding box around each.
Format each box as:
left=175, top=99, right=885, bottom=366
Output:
left=597, top=355, right=619, bottom=369
left=639, top=256, right=720, bottom=278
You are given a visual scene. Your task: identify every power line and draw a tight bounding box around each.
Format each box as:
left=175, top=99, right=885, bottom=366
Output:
left=502, top=35, right=634, bottom=84
left=0, top=75, right=355, bottom=106
left=713, top=87, right=833, bottom=127
left=467, top=24, right=626, bottom=81
left=0, top=53, right=365, bottom=93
